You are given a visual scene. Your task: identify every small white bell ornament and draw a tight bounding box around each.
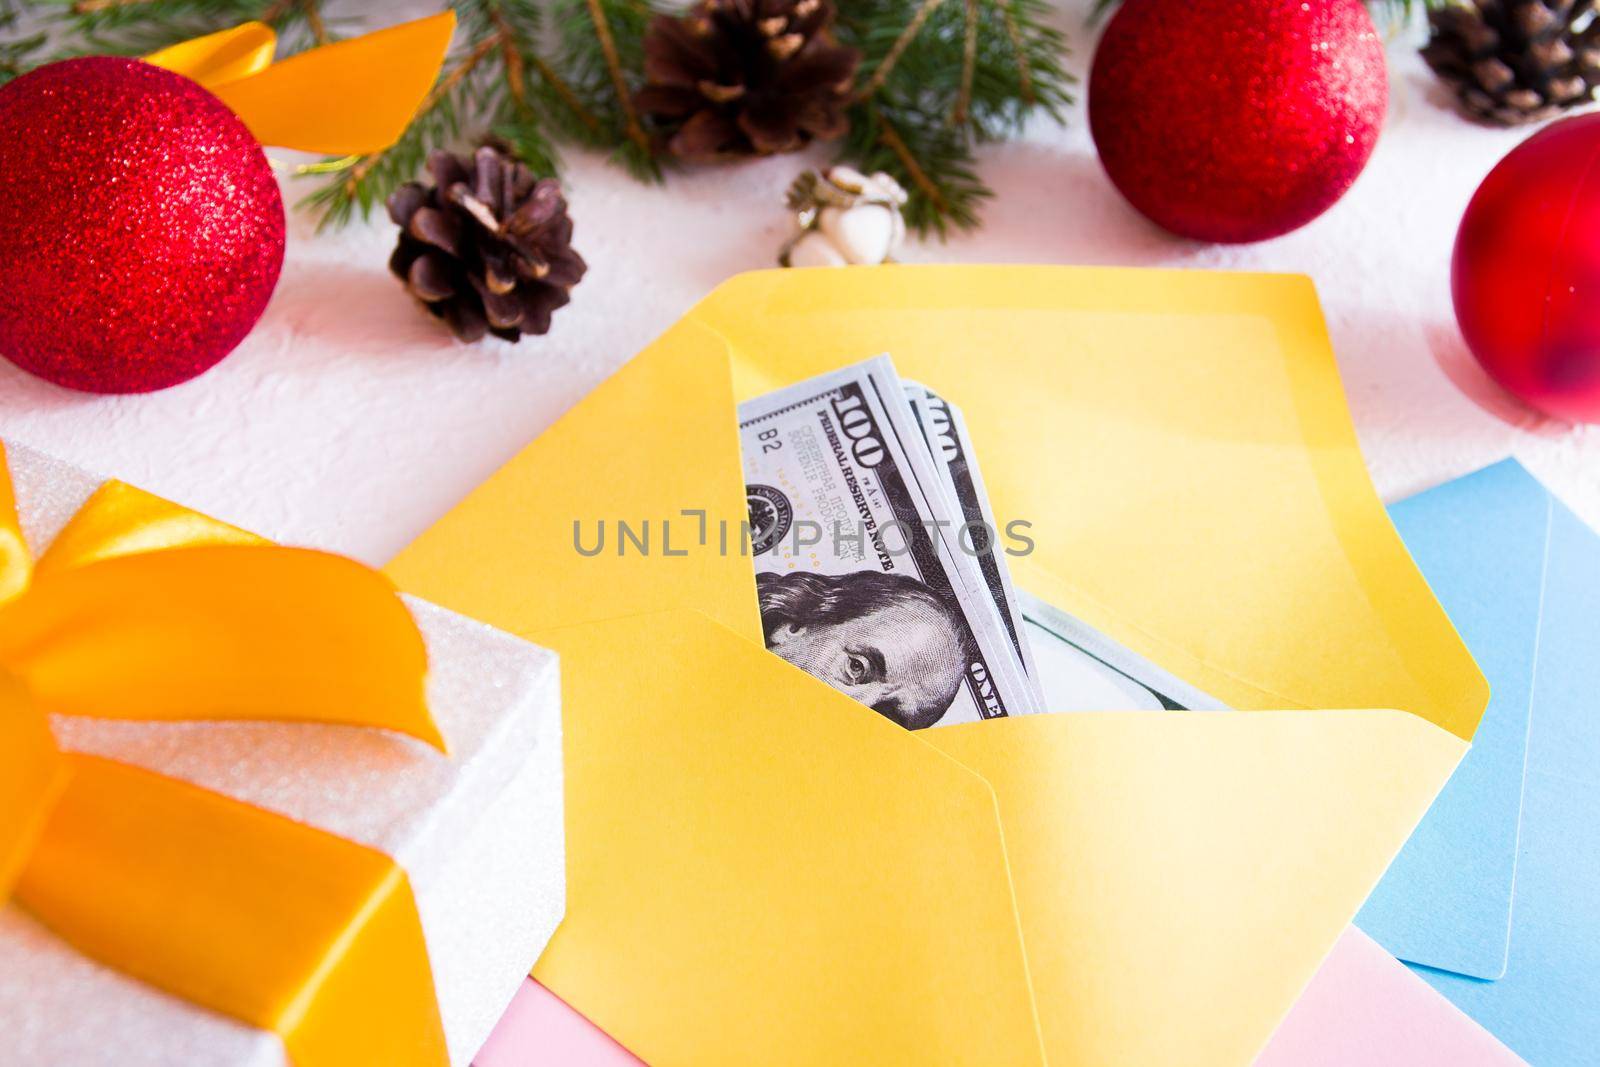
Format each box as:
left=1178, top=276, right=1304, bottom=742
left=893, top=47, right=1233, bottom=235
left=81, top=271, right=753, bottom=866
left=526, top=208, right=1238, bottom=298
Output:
left=779, top=166, right=909, bottom=267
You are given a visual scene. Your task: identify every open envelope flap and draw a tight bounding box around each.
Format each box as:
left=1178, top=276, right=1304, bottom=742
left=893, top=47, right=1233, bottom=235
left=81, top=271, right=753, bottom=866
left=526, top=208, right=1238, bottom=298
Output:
left=693, top=266, right=1486, bottom=738
left=928, top=710, right=1467, bottom=1067
left=390, top=316, right=760, bottom=644
left=528, top=609, right=1049, bottom=1067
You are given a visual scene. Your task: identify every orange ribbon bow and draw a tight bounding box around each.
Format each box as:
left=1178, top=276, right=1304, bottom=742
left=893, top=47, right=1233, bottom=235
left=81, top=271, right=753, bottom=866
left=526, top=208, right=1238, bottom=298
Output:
left=0, top=442, right=450, bottom=1067
left=144, top=12, right=457, bottom=156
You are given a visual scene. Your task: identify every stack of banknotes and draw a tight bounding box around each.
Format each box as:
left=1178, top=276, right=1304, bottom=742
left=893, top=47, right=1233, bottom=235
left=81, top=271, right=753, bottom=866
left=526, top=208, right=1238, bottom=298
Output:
left=738, top=355, right=1051, bottom=729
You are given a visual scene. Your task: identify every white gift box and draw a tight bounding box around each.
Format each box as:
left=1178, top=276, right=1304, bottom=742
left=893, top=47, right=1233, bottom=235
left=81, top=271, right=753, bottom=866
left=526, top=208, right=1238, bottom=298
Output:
left=0, top=442, right=564, bottom=1066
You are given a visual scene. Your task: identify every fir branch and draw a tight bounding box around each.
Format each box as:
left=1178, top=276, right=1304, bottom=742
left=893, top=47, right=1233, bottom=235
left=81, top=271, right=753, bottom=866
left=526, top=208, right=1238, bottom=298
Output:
left=0, top=0, right=1072, bottom=238
left=0, top=8, right=47, bottom=85
left=856, top=0, right=945, bottom=100
left=50, top=0, right=269, bottom=55
left=581, top=0, right=648, bottom=155
left=952, top=0, right=977, bottom=125
left=844, top=101, right=990, bottom=236
left=878, top=115, right=945, bottom=212
left=528, top=49, right=600, bottom=135
left=996, top=0, right=1033, bottom=104
left=301, top=0, right=663, bottom=230
left=302, top=0, right=325, bottom=44
left=71, top=0, right=162, bottom=13
left=543, top=0, right=660, bottom=180
left=23, top=0, right=334, bottom=57
left=837, top=0, right=1073, bottom=235
left=464, top=0, right=563, bottom=175
left=977, top=0, right=1073, bottom=135
left=487, top=0, right=525, bottom=102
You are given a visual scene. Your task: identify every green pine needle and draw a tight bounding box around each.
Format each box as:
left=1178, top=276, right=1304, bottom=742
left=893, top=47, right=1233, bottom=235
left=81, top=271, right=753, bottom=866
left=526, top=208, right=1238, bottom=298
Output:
left=845, top=101, right=993, bottom=238
left=22, top=0, right=339, bottom=58
left=837, top=0, right=1076, bottom=236
left=301, top=0, right=662, bottom=229
left=0, top=8, right=47, bottom=86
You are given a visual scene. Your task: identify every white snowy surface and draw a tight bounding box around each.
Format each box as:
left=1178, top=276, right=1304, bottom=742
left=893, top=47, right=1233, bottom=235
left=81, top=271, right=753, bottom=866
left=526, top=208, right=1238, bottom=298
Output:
left=1, top=1, right=1594, bottom=561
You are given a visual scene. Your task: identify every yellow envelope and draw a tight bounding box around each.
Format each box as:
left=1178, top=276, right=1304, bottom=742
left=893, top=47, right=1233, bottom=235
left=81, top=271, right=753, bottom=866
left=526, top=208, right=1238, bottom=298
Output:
left=387, top=266, right=1487, bottom=1067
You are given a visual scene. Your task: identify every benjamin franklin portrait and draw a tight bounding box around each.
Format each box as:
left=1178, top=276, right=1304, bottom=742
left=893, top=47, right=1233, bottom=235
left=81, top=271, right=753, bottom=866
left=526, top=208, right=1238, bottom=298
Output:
left=756, top=569, right=971, bottom=730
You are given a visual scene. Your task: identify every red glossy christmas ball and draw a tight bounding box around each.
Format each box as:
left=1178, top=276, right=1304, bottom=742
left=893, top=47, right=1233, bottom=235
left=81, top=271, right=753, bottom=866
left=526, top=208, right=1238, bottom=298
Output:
left=1454, top=113, right=1600, bottom=423
left=0, top=57, right=284, bottom=393
left=1088, top=0, right=1388, bottom=243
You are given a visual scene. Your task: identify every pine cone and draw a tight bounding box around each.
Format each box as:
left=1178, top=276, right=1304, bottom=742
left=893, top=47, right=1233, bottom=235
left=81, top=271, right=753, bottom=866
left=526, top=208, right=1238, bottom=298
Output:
left=635, top=0, right=861, bottom=161
left=387, top=146, right=586, bottom=343
left=1422, top=0, right=1600, bottom=125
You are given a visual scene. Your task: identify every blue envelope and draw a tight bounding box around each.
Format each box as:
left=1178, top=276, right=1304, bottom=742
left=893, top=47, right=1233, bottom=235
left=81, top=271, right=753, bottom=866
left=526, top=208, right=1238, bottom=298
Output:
left=1358, top=461, right=1543, bottom=980
left=1358, top=460, right=1599, bottom=1066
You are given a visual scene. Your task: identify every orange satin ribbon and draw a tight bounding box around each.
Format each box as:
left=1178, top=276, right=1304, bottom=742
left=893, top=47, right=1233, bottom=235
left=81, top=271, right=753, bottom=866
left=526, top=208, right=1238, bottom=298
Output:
left=144, top=12, right=456, bottom=156
left=0, top=442, right=450, bottom=1067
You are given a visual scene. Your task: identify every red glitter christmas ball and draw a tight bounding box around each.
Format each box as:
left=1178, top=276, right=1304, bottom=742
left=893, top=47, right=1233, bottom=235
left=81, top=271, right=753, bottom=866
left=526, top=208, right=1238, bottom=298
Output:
left=0, top=57, right=284, bottom=393
left=1088, top=0, right=1388, bottom=244
left=1454, top=113, right=1600, bottom=423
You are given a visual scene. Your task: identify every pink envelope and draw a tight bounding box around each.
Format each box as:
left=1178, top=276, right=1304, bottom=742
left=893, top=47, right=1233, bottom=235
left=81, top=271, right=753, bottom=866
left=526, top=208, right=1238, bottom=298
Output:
left=475, top=928, right=1522, bottom=1067
left=474, top=980, right=644, bottom=1066
left=1257, top=928, right=1525, bottom=1066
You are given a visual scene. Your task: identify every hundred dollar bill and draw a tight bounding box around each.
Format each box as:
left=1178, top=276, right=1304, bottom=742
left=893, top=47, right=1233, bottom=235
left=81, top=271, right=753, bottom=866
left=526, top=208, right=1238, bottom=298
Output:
left=738, top=355, right=1038, bottom=729
left=903, top=384, right=1042, bottom=705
